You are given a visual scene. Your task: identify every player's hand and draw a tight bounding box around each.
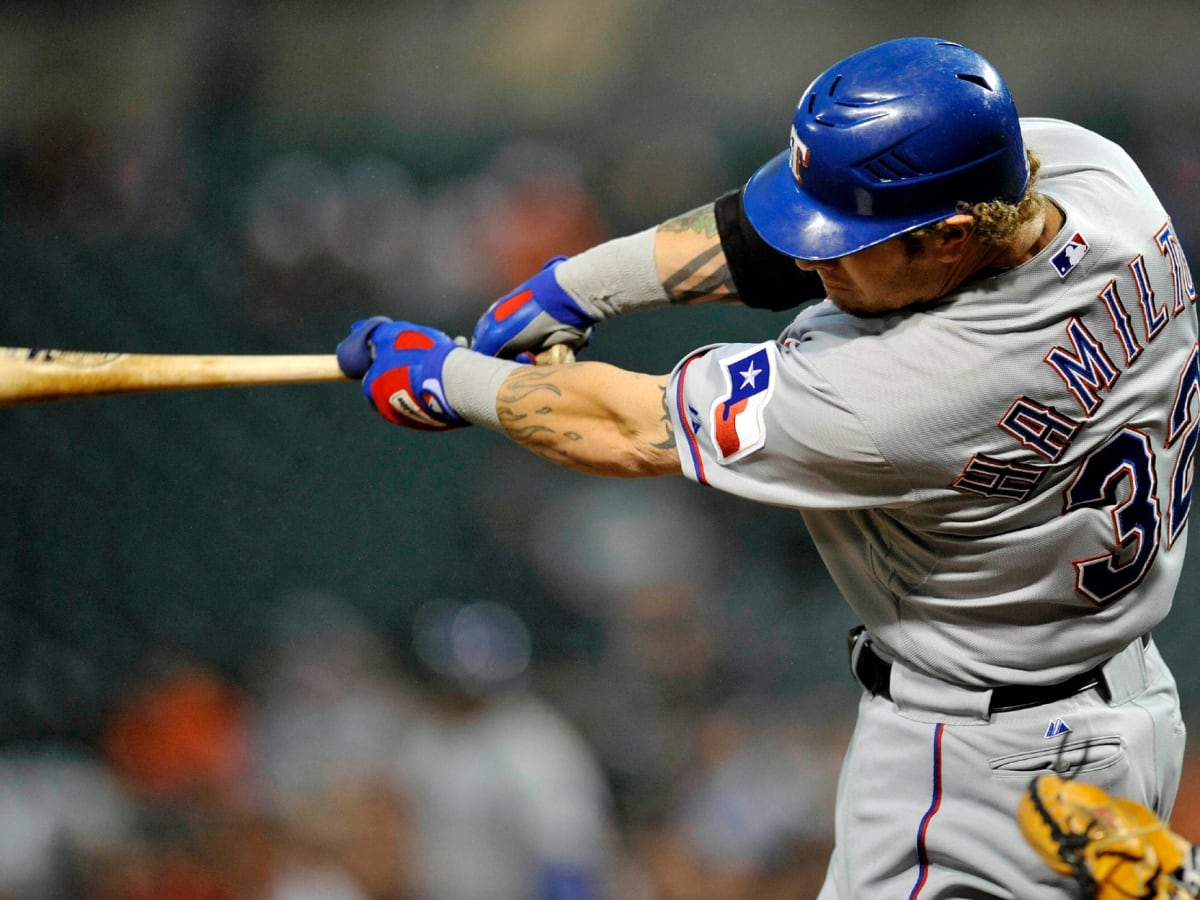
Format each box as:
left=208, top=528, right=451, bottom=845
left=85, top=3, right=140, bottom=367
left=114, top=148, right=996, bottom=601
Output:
left=471, top=257, right=594, bottom=360
left=337, top=318, right=467, bottom=430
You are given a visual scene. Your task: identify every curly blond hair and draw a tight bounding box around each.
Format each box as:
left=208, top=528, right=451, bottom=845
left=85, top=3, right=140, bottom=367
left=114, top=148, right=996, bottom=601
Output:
left=905, top=149, right=1044, bottom=248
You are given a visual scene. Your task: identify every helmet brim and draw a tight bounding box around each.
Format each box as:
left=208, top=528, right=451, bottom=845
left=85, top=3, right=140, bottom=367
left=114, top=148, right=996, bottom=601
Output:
left=742, top=149, right=953, bottom=262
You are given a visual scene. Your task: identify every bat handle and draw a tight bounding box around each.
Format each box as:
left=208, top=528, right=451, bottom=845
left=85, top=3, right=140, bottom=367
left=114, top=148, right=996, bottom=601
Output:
left=534, top=344, right=575, bottom=365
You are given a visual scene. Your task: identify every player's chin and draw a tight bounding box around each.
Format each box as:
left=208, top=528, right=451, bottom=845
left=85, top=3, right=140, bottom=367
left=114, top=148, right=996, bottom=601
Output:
left=820, top=281, right=851, bottom=305
left=827, top=290, right=924, bottom=318
left=826, top=293, right=878, bottom=317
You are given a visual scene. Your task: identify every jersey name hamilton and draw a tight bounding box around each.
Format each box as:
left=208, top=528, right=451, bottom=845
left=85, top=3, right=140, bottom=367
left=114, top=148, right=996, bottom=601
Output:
left=955, top=215, right=1196, bottom=593
left=668, top=118, right=1199, bottom=684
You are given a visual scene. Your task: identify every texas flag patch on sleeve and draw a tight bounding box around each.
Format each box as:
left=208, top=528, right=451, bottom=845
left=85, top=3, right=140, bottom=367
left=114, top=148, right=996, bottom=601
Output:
left=710, top=343, right=776, bottom=463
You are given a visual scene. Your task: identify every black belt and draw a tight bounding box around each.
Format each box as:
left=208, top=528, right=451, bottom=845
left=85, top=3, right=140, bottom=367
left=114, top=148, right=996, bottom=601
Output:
left=846, top=626, right=1124, bottom=714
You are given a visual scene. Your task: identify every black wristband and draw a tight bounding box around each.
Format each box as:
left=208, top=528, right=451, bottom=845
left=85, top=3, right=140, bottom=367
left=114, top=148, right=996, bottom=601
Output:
left=715, top=187, right=824, bottom=311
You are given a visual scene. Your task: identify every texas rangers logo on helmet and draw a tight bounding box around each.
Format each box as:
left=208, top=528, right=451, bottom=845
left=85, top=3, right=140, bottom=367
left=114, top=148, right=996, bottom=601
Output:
left=789, top=126, right=811, bottom=186
left=710, top=343, right=776, bottom=463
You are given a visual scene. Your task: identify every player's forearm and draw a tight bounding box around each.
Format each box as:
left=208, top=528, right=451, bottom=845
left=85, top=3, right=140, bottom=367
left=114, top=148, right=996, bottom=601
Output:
left=553, top=203, right=739, bottom=321
left=555, top=196, right=821, bottom=319
left=494, top=361, right=679, bottom=477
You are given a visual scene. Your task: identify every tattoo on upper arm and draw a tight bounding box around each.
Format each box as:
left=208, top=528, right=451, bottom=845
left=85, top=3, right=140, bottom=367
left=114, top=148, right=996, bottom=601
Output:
left=660, top=205, right=720, bottom=240
left=659, top=206, right=737, bottom=305
left=662, top=245, right=733, bottom=304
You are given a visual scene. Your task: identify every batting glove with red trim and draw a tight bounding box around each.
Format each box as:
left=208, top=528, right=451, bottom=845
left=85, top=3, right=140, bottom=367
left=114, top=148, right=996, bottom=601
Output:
left=337, top=318, right=467, bottom=431
left=471, top=257, right=593, bottom=361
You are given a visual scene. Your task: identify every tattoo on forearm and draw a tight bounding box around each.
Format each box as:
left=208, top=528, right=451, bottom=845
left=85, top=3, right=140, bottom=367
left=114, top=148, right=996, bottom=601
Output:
left=497, top=372, right=561, bottom=405
left=496, top=368, right=676, bottom=473
left=652, top=385, right=676, bottom=451
left=496, top=368, right=595, bottom=469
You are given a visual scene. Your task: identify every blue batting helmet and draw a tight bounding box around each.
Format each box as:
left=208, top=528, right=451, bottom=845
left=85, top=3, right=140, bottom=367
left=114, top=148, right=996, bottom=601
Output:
left=742, top=37, right=1029, bottom=261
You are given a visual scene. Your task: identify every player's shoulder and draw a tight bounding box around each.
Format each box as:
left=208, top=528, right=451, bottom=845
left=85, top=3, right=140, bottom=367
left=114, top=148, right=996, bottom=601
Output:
left=1020, top=117, right=1145, bottom=183
left=1020, top=117, right=1113, bottom=148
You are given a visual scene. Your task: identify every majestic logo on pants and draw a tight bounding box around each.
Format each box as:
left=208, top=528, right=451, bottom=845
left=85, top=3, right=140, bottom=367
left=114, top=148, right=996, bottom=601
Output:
left=711, top=344, right=775, bottom=463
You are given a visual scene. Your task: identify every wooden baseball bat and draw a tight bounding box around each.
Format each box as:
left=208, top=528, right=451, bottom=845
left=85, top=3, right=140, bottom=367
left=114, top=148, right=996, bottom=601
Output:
left=0, top=343, right=574, bottom=406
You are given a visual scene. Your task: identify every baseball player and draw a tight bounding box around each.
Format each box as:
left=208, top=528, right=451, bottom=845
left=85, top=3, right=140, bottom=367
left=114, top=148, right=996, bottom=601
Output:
left=337, top=37, right=1195, bottom=898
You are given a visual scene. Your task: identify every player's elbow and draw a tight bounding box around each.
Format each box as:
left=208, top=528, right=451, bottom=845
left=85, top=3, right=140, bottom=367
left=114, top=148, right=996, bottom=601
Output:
left=601, top=435, right=680, bottom=478
left=583, top=409, right=681, bottom=477
left=511, top=422, right=679, bottom=478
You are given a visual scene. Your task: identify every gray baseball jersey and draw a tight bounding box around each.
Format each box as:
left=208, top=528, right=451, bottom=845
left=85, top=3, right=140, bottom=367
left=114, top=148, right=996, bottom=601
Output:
left=668, top=118, right=1198, bottom=688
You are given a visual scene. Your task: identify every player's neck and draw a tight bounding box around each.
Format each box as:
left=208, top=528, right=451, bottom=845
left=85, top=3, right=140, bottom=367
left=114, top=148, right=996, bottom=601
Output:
left=985, top=197, right=1064, bottom=272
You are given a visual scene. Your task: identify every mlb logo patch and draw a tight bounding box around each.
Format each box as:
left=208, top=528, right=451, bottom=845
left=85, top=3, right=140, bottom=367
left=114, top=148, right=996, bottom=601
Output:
left=710, top=343, right=775, bottom=463
left=1050, top=232, right=1090, bottom=278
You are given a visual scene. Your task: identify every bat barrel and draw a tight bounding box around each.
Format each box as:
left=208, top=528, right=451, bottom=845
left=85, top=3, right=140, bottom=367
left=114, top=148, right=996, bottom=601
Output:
left=0, top=348, right=347, bottom=406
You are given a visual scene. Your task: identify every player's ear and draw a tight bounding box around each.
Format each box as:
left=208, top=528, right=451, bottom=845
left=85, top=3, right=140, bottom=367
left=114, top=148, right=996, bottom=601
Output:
left=933, top=213, right=976, bottom=261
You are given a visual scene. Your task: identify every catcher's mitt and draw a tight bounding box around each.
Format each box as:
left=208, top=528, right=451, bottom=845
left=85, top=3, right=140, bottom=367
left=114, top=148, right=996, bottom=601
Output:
left=1017, top=772, right=1198, bottom=899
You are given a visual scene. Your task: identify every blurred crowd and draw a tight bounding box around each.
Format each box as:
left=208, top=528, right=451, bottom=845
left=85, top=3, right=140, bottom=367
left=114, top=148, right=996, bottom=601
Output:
left=0, top=584, right=846, bottom=900
left=5, top=607, right=1200, bottom=900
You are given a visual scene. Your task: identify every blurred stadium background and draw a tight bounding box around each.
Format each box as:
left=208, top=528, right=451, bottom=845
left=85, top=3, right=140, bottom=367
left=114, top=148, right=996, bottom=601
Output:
left=2, top=2, right=1199, bottom=897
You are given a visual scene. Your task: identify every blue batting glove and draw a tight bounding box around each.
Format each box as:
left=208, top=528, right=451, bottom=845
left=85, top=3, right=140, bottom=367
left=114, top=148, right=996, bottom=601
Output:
left=471, top=257, right=595, bottom=359
left=336, top=316, right=393, bottom=378
left=339, top=319, right=467, bottom=430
